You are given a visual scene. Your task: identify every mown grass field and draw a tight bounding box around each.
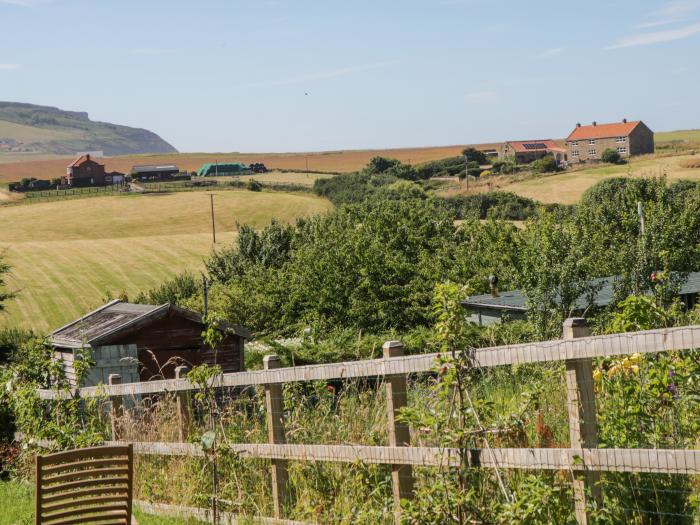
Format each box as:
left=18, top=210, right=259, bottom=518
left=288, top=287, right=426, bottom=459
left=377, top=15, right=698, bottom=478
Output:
left=202, top=170, right=336, bottom=187
left=0, top=191, right=331, bottom=333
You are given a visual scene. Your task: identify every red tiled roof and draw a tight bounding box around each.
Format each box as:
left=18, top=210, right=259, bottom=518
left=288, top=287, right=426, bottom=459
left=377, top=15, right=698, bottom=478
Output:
left=67, top=154, right=104, bottom=168
left=507, top=140, right=558, bottom=153
left=567, top=121, right=642, bottom=141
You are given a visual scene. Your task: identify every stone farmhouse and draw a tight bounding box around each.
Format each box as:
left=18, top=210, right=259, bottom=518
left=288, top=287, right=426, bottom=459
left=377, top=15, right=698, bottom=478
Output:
left=566, top=119, right=654, bottom=164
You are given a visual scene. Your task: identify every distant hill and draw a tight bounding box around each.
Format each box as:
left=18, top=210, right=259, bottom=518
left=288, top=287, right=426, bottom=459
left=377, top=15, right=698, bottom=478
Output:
left=0, top=101, right=177, bottom=156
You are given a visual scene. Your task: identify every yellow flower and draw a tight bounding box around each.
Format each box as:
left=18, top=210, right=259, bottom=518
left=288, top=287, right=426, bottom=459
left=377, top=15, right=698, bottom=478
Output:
left=593, top=368, right=602, bottom=383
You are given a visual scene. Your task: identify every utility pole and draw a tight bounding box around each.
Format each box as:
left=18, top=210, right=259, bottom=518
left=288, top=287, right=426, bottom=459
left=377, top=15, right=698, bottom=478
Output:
left=209, top=193, right=216, bottom=244
left=464, top=152, right=469, bottom=191
left=202, top=273, right=209, bottom=319
left=215, top=159, right=218, bottom=177
left=637, top=201, right=645, bottom=236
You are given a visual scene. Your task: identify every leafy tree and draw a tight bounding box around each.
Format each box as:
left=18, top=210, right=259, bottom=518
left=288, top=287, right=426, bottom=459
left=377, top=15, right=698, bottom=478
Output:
left=530, top=154, right=559, bottom=173
left=491, top=156, right=517, bottom=174
left=577, top=177, right=700, bottom=303
left=461, top=147, right=488, bottom=165
left=601, top=148, right=622, bottom=164
left=511, top=211, right=601, bottom=338
left=246, top=179, right=263, bottom=192
left=363, top=156, right=401, bottom=175
left=134, top=272, right=198, bottom=305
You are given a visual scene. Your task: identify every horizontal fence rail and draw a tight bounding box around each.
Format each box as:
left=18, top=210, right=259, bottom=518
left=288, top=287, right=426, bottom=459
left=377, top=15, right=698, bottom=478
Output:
left=23, top=437, right=700, bottom=476
left=38, top=325, right=700, bottom=400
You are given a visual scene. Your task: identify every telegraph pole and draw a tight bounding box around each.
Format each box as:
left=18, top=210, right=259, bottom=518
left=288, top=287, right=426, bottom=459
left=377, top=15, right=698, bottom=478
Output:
left=209, top=193, right=216, bottom=243
left=464, top=152, right=469, bottom=191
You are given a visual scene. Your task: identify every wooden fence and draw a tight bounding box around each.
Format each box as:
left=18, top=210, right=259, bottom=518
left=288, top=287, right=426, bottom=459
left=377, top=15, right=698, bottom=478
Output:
left=34, top=320, right=700, bottom=525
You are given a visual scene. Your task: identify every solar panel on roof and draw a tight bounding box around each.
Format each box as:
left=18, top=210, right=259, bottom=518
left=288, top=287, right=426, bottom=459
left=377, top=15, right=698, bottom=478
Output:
left=523, top=142, right=547, bottom=150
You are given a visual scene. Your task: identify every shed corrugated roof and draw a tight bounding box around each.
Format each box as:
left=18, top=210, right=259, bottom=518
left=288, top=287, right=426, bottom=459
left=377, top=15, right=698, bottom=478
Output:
left=462, top=272, right=700, bottom=312
left=50, top=301, right=251, bottom=348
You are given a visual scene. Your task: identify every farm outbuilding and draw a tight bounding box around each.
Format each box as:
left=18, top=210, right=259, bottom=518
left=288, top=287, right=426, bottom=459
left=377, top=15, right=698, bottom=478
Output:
left=49, top=300, right=251, bottom=387
left=463, top=272, right=700, bottom=326
left=197, top=163, right=249, bottom=177
left=131, top=164, right=180, bottom=181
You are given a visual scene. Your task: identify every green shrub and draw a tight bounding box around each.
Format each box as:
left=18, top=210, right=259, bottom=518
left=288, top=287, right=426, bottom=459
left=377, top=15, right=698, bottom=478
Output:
left=461, top=147, right=488, bottom=165
left=246, top=179, right=263, bottom=192
left=491, top=157, right=517, bottom=174
left=530, top=154, right=559, bottom=173
left=601, top=148, right=622, bottom=164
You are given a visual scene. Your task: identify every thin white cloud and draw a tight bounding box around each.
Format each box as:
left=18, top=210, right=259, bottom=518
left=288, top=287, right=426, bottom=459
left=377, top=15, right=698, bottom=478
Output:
left=463, top=91, right=497, bottom=103
left=533, top=47, right=566, bottom=59
left=672, top=66, right=690, bottom=73
left=0, top=63, right=20, bottom=70
left=651, top=0, right=700, bottom=18
left=634, top=19, right=682, bottom=29
left=131, top=48, right=175, bottom=56
left=607, top=22, right=700, bottom=48
left=237, top=60, right=403, bottom=89
left=0, top=0, right=43, bottom=6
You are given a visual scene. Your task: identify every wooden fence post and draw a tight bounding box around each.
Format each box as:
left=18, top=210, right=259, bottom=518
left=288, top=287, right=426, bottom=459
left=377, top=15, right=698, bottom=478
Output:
left=263, top=355, right=289, bottom=519
left=383, top=340, right=414, bottom=524
left=175, top=366, right=191, bottom=442
left=109, top=374, right=123, bottom=441
left=563, top=318, right=602, bottom=524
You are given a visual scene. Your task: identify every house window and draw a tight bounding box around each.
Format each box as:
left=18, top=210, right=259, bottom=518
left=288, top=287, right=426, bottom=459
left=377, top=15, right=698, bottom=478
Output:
left=589, top=139, right=596, bottom=145
left=589, top=148, right=597, bottom=156
left=616, top=136, right=626, bottom=143
left=572, top=150, right=579, bottom=156
left=570, top=141, right=578, bottom=147
left=617, top=147, right=627, bottom=154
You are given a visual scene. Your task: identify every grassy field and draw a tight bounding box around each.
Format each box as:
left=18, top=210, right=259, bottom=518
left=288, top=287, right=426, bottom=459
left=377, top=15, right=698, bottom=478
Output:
left=0, top=191, right=331, bottom=333
left=440, top=152, right=700, bottom=205
left=202, top=170, right=336, bottom=187
left=0, top=144, right=493, bottom=182
left=501, top=153, right=700, bottom=204
left=0, top=480, right=204, bottom=525
left=655, top=129, right=700, bottom=143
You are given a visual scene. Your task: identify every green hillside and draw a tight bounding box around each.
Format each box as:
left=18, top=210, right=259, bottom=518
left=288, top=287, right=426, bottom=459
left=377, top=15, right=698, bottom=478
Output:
left=0, top=101, right=177, bottom=156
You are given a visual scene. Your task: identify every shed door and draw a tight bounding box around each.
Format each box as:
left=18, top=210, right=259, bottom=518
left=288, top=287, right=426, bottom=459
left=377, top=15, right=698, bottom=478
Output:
left=84, top=344, right=140, bottom=387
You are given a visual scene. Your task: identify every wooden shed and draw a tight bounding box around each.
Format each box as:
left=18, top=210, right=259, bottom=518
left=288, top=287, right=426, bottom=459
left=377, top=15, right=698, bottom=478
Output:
left=49, top=300, right=250, bottom=387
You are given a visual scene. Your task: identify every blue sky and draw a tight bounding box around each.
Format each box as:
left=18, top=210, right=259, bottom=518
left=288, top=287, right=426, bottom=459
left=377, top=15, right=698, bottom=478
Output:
left=1, top=0, right=699, bottom=152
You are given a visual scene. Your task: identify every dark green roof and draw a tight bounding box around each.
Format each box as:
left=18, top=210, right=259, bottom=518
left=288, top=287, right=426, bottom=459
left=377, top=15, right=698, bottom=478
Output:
left=197, top=163, right=248, bottom=176
left=462, top=272, right=700, bottom=312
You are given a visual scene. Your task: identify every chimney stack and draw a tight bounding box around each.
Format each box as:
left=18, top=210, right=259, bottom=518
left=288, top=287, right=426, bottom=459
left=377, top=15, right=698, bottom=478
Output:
left=488, top=275, right=499, bottom=298
left=576, top=123, right=581, bottom=128
left=623, top=118, right=627, bottom=123
left=86, top=154, right=90, bottom=161
left=592, top=121, right=597, bottom=126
